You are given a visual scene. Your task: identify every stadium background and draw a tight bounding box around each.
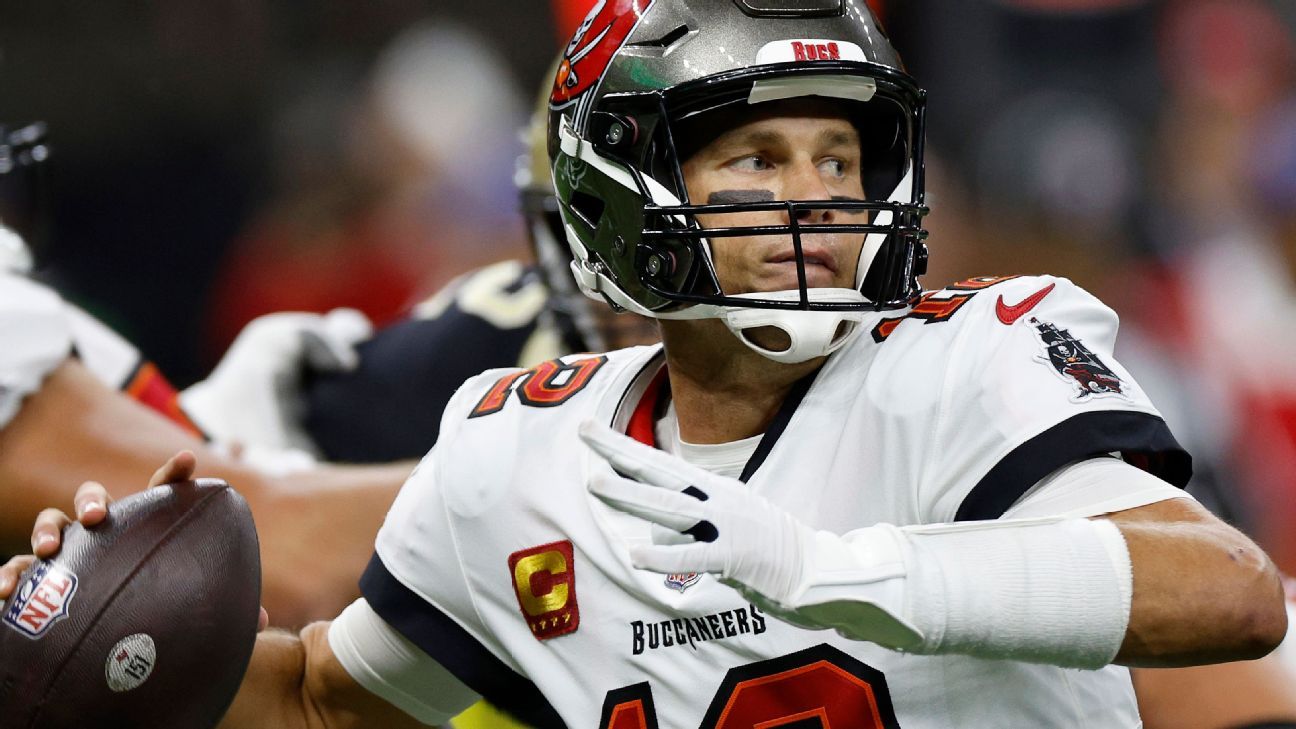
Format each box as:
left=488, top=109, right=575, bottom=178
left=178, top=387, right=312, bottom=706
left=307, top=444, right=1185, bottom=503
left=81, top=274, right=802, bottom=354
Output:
left=3, top=0, right=1295, bottom=572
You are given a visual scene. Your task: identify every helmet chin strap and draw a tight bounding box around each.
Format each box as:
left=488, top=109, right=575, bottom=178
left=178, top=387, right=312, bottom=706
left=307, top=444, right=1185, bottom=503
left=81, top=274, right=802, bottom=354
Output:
left=719, top=289, right=867, bottom=364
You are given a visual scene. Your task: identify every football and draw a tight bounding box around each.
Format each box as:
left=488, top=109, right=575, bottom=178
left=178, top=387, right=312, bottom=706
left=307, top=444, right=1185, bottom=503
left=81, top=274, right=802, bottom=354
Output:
left=0, top=479, right=261, bottom=729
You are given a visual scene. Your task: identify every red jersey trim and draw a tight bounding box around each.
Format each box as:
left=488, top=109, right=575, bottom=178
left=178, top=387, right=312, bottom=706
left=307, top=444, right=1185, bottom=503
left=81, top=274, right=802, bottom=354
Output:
left=626, top=368, right=668, bottom=447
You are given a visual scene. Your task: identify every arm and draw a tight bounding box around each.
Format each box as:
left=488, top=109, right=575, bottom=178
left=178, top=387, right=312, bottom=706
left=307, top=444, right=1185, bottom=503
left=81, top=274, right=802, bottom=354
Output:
left=1108, top=497, right=1287, bottom=666
left=0, top=359, right=413, bottom=626
left=580, top=422, right=1289, bottom=669
left=1133, top=651, right=1296, bottom=729
left=218, top=623, right=433, bottom=729
left=0, top=457, right=459, bottom=729
left=180, top=308, right=372, bottom=455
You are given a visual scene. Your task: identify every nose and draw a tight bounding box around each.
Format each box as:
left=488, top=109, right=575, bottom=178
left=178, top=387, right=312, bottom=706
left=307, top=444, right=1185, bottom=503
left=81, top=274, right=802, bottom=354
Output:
left=783, top=159, right=835, bottom=225
left=794, top=204, right=833, bottom=226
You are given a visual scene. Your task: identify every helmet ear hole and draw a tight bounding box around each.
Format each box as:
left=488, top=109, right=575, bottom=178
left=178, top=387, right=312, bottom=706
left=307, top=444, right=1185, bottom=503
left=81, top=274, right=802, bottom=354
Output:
left=569, top=190, right=606, bottom=231
left=853, top=101, right=908, bottom=201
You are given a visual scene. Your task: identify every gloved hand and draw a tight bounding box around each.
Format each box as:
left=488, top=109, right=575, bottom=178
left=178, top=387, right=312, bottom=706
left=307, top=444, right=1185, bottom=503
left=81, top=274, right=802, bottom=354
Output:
left=181, top=308, right=372, bottom=455
left=579, top=420, right=924, bottom=650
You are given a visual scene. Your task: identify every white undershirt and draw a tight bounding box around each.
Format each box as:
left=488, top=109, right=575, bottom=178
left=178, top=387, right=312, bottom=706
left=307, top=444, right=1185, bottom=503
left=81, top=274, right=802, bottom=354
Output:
left=652, top=400, right=762, bottom=480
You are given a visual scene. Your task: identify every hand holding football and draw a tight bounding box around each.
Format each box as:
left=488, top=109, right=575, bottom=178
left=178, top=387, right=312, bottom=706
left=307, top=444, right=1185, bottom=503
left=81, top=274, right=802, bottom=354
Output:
left=0, top=479, right=261, bottom=729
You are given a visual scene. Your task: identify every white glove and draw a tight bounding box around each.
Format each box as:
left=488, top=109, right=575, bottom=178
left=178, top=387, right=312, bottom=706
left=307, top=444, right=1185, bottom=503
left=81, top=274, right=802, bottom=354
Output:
left=579, top=420, right=924, bottom=650
left=181, top=308, right=372, bottom=454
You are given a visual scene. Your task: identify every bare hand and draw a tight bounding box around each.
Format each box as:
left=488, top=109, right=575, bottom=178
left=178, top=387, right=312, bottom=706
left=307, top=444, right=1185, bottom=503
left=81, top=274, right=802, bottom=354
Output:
left=0, top=450, right=197, bottom=600
left=149, top=449, right=198, bottom=488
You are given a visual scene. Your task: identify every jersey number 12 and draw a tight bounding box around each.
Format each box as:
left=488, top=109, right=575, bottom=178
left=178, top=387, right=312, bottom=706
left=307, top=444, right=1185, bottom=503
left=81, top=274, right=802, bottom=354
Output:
left=599, top=644, right=901, bottom=728
left=469, top=356, right=608, bottom=418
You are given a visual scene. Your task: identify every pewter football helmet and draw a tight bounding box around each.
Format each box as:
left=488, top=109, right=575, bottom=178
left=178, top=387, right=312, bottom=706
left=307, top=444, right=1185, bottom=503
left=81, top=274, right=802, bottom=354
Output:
left=548, top=0, right=928, bottom=363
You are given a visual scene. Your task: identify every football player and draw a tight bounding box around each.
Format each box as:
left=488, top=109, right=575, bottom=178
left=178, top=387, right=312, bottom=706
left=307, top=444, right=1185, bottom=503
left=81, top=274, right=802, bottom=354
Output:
left=190, top=66, right=1296, bottom=729
left=293, top=105, right=658, bottom=464
left=5, top=3, right=1290, bottom=727
left=178, top=105, right=1296, bottom=729
left=0, top=123, right=413, bottom=628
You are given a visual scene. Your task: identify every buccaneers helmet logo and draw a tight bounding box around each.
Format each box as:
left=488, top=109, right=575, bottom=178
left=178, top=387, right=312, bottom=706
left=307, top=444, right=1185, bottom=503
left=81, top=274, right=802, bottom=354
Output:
left=551, top=0, right=655, bottom=107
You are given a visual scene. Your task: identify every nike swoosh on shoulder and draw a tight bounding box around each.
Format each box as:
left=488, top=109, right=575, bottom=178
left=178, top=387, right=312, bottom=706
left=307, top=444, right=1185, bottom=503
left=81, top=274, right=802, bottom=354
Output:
left=995, top=282, right=1056, bottom=325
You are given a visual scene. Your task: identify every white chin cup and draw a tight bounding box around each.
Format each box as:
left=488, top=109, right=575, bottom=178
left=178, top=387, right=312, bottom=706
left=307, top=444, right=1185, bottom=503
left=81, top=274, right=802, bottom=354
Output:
left=720, top=289, right=867, bottom=364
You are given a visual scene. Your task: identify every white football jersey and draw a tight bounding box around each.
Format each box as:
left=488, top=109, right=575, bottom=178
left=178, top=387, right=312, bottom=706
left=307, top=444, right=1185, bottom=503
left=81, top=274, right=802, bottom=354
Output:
left=362, top=275, right=1188, bottom=728
left=0, top=269, right=198, bottom=434
left=0, top=272, right=76, bottom=428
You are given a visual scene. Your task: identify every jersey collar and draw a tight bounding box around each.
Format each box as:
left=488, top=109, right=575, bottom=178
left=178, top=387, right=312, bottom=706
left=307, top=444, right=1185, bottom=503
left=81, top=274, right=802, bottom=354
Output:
left=626, top=366, right=669, bottom=448
left=616, top=349, right=821, bottom=484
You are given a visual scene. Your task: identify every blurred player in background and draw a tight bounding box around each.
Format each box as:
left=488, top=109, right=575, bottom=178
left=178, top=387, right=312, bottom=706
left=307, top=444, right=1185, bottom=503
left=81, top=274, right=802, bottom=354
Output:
left=181, top=98, right=655, bottom=729
left=179, top=88, right=661, bottom=467
left=308, top=101, right=655, bottom=464
left=0, top=122, right=413, bottom=628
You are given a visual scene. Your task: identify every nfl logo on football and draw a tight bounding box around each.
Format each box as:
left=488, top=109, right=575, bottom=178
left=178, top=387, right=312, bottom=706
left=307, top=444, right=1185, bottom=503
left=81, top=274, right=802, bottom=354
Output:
left=3, top=562, right=78, bottom=639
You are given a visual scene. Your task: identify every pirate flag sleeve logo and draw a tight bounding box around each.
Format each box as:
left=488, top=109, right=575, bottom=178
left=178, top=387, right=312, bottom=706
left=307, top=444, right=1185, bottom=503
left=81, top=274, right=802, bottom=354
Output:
left=1030, top=317, right=1127, bottom=401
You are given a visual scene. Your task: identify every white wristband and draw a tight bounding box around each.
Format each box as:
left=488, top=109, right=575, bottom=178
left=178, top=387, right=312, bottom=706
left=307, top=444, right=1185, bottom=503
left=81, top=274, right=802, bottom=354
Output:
left=900, top=516, right=1132, bottom=669
left=329, top=599, right=480, bottom=725
left=778, top=516, right=1132, bottom=669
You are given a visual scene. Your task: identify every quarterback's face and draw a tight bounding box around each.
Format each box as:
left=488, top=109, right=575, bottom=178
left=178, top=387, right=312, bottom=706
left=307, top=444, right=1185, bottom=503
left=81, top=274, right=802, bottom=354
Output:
left=679, top=99, right=866, bottom=295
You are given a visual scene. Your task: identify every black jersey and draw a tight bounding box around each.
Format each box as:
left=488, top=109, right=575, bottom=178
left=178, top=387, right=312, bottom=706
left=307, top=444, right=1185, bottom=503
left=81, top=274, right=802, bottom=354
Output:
left=303, top=261, right=567, bottom=463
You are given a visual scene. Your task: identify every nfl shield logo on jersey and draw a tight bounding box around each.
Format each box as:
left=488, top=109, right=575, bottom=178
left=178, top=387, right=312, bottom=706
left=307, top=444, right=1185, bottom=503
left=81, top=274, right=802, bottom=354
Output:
left=3, top=562, right=78, bottom=639
left=664, top=572, right=701, bottom=592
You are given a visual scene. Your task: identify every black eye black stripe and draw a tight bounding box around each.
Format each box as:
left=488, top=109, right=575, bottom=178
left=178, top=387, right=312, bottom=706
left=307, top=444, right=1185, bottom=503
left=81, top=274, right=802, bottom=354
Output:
left=707, top=189, right=775, bottom=204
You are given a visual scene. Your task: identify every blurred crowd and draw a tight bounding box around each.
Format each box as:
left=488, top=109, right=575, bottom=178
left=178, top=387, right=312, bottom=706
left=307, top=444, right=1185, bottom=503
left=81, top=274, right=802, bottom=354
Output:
left=888, top=0, right=1296, bottom=574
left=0, top=0, right=555, bottom=381
left=3, top=0, right=1296, bottom=570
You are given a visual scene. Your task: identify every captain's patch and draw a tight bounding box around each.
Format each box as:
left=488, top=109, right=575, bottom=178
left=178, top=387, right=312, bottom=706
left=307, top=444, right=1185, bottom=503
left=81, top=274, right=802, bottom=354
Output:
left=508, top=540, right=580, bottom=641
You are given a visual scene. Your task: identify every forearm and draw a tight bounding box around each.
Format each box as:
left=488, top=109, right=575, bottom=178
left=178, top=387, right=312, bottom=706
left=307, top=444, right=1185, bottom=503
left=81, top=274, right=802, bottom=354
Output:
left=219, top=622, right=431, bottom=729
left=1132, top=652, right=1296, bottom=729
left=766, top=500, right=1284, bottom=669
left=250, top=462, right=413, bottom=628
left=1111, top=499, right=1288, bottom=666
left=0, top=360, right=213, bottom=553
left=219, top=628, right=321, bottom=729
left=0, top=359, right=412, bottom=626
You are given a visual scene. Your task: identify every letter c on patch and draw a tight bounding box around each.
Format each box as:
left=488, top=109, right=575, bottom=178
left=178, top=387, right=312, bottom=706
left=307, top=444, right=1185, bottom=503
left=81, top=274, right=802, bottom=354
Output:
left=513, top=550, right=570, bottom=616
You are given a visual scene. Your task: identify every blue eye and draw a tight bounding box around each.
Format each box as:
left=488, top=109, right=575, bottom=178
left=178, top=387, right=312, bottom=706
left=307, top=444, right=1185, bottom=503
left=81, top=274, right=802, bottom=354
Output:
left=731, top=155, right=771, bottom=172
left=820, top=158, right=847, bottom=177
